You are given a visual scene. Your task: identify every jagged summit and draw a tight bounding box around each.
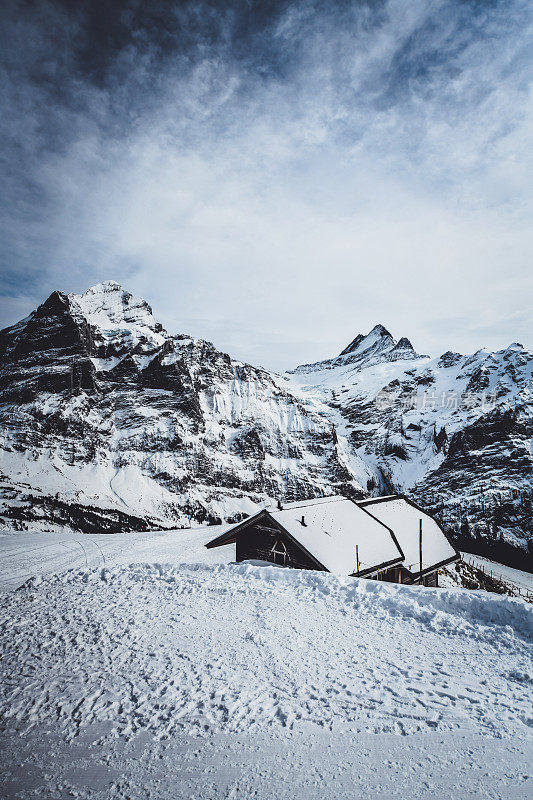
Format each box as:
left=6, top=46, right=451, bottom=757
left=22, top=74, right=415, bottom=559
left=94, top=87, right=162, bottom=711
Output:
left=293, top=325, right=425, bottom=375
left=394, top=337, right=415, bottom=351
left=339, top=324, right=393, bottom=356
left=336, top=324, right=423, bottom=367
left=66, top=281, right=167, bottom=356
left=68, top=281, right=162, bottom=331
left=83, top=279, right=122, bottom=292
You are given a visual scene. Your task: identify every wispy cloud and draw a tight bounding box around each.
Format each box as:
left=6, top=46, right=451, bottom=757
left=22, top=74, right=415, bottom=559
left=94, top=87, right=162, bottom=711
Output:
left=0, top=0, right=531, bottom=368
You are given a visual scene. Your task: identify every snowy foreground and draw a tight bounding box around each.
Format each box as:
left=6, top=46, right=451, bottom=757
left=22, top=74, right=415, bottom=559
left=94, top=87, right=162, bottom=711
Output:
left=0, top=528, right=532, bottom=800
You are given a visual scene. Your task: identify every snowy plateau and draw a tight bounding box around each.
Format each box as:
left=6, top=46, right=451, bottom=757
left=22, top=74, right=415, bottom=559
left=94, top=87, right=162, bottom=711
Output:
left=0, top=528, right=532, bottom=799
left=0, top=280, right=532, bottom=568
left=0, top=282, right=532, bottom=798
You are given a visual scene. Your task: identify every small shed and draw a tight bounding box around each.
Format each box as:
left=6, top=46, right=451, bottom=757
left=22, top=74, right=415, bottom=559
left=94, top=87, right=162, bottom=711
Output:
left=205, top=494, right=459, bottom=585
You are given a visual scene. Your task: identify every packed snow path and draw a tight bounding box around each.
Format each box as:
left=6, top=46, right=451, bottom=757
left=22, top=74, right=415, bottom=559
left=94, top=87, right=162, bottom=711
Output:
left=0, top=526, right=231, bottom=592
left=0, top=551, right=532, bottom=799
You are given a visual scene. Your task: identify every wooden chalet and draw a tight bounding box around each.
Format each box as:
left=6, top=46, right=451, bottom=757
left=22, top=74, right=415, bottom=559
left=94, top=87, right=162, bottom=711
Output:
left=205, top=495, right=459, bottom=586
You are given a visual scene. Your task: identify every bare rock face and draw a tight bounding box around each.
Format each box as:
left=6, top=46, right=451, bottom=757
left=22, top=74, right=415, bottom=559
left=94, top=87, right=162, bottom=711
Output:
left=0, top=284, right=531, bottom=569
left=0, top=290, right=96, bottom=401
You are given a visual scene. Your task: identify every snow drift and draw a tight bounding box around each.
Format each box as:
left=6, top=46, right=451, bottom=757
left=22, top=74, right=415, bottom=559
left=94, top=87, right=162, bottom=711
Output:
left=1, top=560, right=531, bottom=743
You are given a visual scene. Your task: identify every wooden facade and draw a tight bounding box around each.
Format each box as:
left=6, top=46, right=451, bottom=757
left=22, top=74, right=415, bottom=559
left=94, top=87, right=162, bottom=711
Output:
left=235, top=525, right=441, bottom=583
left=379, top=565, right=438, bottom=586
left=236, top=521, right=325, bottom=572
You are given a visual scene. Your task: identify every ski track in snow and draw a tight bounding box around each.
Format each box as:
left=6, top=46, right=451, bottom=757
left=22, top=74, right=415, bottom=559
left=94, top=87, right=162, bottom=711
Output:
left=0, top=527, right=230, bottom=592
left=0, top=529, right=532, bottom=799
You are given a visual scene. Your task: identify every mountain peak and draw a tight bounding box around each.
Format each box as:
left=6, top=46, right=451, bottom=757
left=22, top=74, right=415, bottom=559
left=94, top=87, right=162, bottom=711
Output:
left=369, top=323, right=393, bottom=338
left=292, top=324, right=425, bottom=375
left=339, top=324, right=394, bottom=357
left=69, top=282, right=153, bottom=322
left=71, top=280, right=125, bottom=299
left=89, top=279, right=122, bottom=291
left=67, top=282, right=166, bottom=349
left=393, top=337, right=415, bottom=352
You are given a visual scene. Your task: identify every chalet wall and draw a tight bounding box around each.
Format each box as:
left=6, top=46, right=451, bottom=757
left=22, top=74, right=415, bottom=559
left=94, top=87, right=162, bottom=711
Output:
left=392, top=567, right=438, bottom=586
left=380, top=566, right=403, bottom=583
left=236, top=523, right=324, bottom=571
left=424, top=571, right=438, bottom=587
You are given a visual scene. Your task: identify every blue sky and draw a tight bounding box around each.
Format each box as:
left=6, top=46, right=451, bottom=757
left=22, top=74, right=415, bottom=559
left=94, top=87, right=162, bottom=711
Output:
left=0, top=0, right=531, bottom=370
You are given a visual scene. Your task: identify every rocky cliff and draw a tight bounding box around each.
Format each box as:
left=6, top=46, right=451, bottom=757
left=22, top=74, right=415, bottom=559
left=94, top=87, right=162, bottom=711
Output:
left=0, top=282, right=371, bottom=533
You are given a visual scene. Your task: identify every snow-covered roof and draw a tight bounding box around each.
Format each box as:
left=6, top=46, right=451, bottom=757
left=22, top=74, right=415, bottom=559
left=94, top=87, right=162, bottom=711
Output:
left=206, top=496, right=403, bottom=576
left=269, top=498, right=403, bottom=575
left=358, top=497, right=458, bottom=575
left=265, top=496, right=341, bottom=510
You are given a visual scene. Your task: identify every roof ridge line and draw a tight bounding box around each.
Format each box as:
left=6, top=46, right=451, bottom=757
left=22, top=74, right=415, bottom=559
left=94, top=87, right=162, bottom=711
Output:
left=269, top=496, right=344, bottom=511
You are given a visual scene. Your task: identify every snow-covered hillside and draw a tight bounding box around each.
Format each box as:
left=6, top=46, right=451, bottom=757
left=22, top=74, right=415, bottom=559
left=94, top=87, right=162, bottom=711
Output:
left=0, top=282, right=531, bottom=564
left=0, top=531, right=531, bottom=799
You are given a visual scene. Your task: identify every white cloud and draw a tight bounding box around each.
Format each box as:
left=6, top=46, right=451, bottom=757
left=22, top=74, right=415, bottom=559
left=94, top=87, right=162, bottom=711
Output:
left=1, top=0, right=532, bottom=369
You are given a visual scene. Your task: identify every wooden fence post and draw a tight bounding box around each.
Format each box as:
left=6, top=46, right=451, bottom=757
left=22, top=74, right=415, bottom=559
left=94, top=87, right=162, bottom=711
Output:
left=419, top=519, right=423, bottom=585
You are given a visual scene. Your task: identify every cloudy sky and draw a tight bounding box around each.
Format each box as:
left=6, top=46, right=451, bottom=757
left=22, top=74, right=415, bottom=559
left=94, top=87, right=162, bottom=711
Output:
left=0, top=0, right=531, bottom=370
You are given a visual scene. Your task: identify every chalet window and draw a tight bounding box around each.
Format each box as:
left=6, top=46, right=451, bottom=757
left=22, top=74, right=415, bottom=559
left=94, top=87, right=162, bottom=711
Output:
left=269, top=539, right=289, bottom=566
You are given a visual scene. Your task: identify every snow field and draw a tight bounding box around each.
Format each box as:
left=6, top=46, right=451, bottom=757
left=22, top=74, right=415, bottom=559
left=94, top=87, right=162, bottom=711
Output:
left=1, top=561, right=531, bottom=746
left=0, top=526, right=233, bottom=592
left=1, top=528, right=532, bottom=798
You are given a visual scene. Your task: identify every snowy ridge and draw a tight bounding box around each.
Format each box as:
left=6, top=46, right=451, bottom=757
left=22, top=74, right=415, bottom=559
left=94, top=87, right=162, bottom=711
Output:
left=292, top=323, right=426, bottom=373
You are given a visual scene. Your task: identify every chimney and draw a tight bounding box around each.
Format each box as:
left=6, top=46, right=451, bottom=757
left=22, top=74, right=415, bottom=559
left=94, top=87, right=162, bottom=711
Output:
left=300, top=515, right=307, bottom=526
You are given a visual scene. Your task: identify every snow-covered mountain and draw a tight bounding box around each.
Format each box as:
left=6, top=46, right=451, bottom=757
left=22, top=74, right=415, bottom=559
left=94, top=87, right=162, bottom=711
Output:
left=0, top=282, right=531, bottom=565
left=293, top=323, right=426, bottom=372
left=286, top=324, right=533, bottom=566
left=0, top=282, right=371, bottom=532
